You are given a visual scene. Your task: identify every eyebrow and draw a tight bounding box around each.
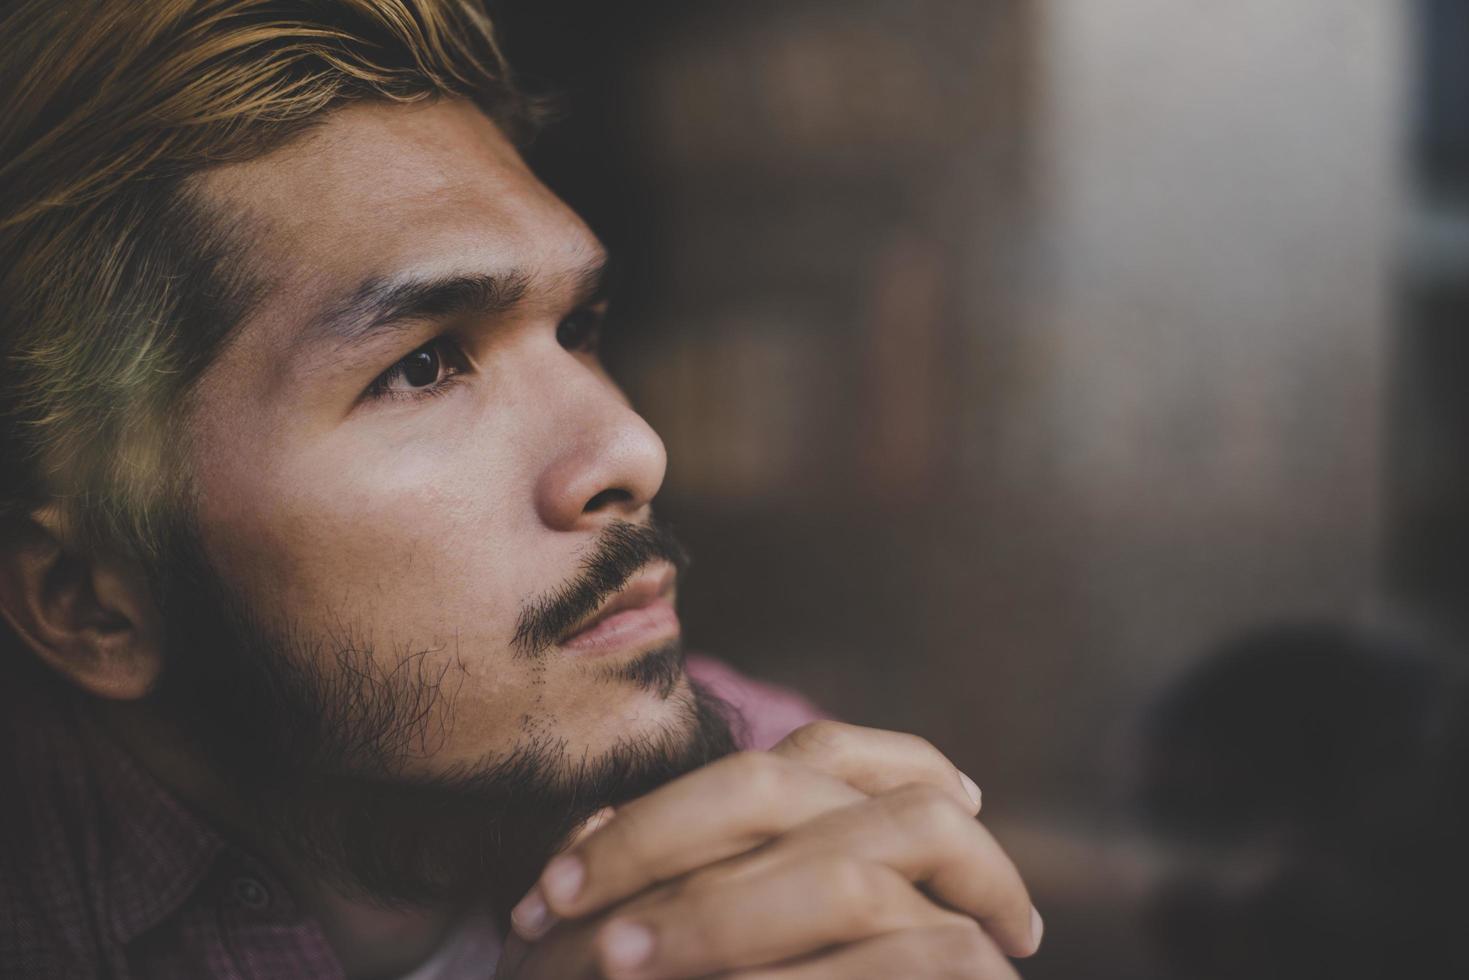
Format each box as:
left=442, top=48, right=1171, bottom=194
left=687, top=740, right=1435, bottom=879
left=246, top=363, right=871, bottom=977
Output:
left=303, top=254, right=611, bottom=355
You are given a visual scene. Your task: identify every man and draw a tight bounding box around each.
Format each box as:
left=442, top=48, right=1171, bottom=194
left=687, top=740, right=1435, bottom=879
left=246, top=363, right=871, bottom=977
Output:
left=0, top=2, right=1040, bottom=977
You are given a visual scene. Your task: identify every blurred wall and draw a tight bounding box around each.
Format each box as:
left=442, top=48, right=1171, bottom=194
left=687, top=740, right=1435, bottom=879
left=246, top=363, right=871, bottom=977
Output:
left=1020, top=0, right=1405, bottom=773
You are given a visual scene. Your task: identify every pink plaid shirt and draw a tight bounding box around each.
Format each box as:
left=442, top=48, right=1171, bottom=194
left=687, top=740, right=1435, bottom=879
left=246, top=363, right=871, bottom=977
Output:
left=0, top=655, right=824, bottom=979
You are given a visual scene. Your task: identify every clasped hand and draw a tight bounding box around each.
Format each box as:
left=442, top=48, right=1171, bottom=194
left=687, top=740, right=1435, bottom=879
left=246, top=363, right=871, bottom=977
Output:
left=498, top=721, right=1040, bottom=979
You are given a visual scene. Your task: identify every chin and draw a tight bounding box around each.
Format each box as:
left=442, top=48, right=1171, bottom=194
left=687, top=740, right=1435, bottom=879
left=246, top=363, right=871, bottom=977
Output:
left=567, top=677, right=707, bottom=765
left=583, top=638, right=689, bottom=700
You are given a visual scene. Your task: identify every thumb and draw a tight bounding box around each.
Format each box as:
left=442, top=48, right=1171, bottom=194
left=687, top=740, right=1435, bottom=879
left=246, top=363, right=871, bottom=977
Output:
left=510, top=807, right=617, bottom=942
left=567, top=806, right=616, bottom=849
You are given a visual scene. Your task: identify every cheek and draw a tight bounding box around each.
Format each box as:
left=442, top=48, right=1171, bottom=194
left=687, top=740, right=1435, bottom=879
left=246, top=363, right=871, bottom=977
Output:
left=195, top=421, right=529, bottom=652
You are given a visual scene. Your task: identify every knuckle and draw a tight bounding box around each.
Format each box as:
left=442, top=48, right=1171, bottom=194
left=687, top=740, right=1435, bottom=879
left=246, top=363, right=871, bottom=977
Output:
left=826, top=859, right=893, bottom=933
left=895, top=729, right=944, bottom=761
left=728, top=750, right=793, bottom=800
left=894, top=732, right=971, bottom=787
left=890, top=781, right=971, bottom=839
left=881, top=728, right=952, bottom=772
left=785, top=719, right=855, bottom=758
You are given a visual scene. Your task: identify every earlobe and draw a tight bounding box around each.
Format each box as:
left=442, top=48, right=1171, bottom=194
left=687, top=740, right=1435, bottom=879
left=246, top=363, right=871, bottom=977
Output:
left=0, top=509, right=164, bottom=700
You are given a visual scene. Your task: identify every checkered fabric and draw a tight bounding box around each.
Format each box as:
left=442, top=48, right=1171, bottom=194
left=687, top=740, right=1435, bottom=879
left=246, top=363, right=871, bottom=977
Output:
left=0, top=655, right=823, bottom=978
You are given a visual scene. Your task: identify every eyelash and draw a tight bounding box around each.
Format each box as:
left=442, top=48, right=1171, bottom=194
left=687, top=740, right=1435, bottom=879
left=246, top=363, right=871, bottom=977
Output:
left=362, top=307, right=608, bottom=405
left=363, top=337, right=467, bottom=404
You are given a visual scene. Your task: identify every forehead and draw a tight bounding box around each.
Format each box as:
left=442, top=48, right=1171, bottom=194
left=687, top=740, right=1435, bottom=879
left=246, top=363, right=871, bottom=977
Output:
left=196, top=98, right=597, bottom=332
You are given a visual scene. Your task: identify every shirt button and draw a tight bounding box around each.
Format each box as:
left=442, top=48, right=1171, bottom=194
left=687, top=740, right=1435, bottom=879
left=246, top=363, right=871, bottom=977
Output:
left=230, top=876, right=271, bottom=911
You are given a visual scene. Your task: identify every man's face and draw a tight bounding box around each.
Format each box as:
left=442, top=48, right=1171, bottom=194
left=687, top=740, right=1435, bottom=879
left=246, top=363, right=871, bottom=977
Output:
left=185, top=97, right=693, bottom=774
left=150, top=98, right=736, bottom=904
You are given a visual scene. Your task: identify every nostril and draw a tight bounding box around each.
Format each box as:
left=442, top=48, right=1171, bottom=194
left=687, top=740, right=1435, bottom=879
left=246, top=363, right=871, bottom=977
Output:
left=583, top=488, right=632, bottom=513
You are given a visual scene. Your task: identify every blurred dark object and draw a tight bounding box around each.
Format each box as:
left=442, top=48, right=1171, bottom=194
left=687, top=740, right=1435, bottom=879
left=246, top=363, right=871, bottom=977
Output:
left=1412, top=0, right=1469, bottom=189
left=1386, top=0, right=1469, bottom=640
left=1138, top=623, right=1469, bottom=980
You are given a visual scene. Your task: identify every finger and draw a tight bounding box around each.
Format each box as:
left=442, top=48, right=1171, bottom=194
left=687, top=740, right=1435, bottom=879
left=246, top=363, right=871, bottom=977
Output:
left=772, top=721, right=983, bottom=815
left=754, top=782, right=1041, bottom=958
left=496, top=915, right=604, bottom=980
left=720, top=923, right=1021, bottom=980
left=513, top=751, right=864, bottom=936
left=593, top=856, right=966, bottom=980
left=569, top=806, right=615, bottom=847
left=509, top=807, right=615, bottom=938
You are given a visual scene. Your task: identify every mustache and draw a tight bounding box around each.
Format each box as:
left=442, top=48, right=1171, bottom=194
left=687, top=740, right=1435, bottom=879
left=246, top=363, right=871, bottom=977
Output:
left=511, top=518, right=691, bottom=657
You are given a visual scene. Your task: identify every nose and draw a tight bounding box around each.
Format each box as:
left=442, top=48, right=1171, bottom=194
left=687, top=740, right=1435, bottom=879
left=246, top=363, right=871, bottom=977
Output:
left=534, top=376, right=668, bottom=532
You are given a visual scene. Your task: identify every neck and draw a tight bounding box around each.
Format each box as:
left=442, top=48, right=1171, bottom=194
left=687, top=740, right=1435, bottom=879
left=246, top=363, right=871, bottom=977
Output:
left=92, top=699, right=461, bottom=979
left=285, top=877, right=462, bottom=980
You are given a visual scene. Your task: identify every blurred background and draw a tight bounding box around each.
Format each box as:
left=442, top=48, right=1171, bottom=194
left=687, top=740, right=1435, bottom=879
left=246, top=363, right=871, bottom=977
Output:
left=494, top=2, right=1469, bottom=977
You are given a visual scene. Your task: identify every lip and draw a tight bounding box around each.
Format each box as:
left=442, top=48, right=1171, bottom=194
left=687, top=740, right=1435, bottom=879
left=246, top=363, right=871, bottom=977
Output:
left=559, top=563, right=680, bottom=655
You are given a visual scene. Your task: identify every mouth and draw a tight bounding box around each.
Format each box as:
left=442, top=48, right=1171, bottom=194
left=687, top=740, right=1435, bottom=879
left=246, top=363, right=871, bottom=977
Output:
left=558, top=562, right=680, bottom=656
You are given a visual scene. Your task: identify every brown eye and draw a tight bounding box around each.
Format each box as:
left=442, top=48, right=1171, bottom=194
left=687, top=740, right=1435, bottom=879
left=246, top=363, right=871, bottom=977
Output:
left=364, top=338, right=465, bottom=403
left=399, top=345, right=441, bottom=387
left=556, top=309, right=603, bottom=352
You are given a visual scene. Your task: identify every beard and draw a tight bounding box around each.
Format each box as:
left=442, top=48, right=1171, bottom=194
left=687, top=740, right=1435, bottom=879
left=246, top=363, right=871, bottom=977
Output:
left=144, top=516, right=738, bottom=915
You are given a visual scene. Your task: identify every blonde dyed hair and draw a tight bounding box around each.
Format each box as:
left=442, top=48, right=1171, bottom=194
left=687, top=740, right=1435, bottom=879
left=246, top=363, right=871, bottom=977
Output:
left=0, top=0, right=535, bottom=561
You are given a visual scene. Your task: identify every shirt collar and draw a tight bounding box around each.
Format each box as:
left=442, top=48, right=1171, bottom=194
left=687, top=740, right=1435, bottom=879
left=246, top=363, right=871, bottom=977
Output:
left=75, top=710, right=226, bottom=944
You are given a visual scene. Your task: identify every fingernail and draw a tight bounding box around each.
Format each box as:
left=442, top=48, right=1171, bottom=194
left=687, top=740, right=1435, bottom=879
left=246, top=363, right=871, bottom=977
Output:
left=601, top=920, right=655, bottom=971
left=572, top=807, right=614, bottom=845
left=510, top=888, right=551, bottom=938
left=1030, top=906, right=1045, bottom=953
left=959, top=772, right=983, bottom=809
left=542, top=854, right=585, bottom=907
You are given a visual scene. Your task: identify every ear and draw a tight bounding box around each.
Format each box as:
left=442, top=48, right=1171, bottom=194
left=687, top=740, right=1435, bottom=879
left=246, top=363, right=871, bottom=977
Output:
left=0, top=506, right=164, bottom=699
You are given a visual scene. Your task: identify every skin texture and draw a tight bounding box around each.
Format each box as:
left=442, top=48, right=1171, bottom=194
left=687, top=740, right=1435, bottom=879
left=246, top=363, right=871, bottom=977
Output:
left=0, top=96, right=1041, bottom=978
left=185, top=98, right=689, bottom=778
